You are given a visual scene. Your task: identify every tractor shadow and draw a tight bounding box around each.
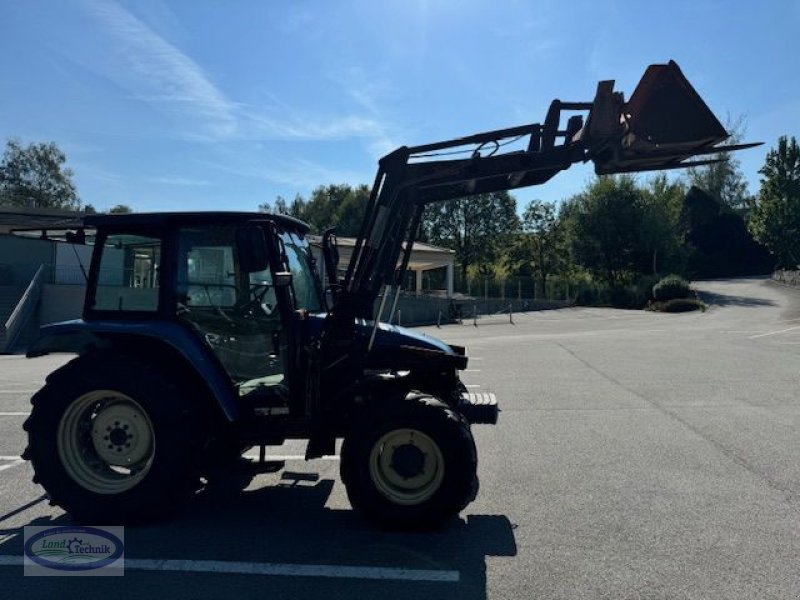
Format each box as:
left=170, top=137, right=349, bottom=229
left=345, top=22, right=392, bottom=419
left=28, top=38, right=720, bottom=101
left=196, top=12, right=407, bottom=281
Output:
left=0, top=469, right=516, bottom=600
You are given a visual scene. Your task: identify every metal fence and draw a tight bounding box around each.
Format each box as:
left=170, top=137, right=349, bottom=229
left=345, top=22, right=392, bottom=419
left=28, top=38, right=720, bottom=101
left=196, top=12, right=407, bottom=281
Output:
left=452, top=275, right=575, bottom=303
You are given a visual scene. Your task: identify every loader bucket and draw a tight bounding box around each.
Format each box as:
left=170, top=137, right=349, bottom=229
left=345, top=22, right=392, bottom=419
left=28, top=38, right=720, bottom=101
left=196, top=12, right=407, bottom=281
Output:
left=587, top=60, right=754, bottom=174
left=625, top=60, right=727, bottom=146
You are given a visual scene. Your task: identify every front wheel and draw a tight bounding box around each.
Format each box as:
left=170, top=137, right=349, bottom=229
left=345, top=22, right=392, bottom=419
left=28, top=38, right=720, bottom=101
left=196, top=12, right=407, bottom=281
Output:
left=23, top=357, right=202, bottom=524
left=340, top=395, right=478, bottom=529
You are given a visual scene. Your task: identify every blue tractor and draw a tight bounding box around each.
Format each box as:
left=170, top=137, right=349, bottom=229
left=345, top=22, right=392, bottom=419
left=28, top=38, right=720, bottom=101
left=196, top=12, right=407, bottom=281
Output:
left=22, top=62, right=756, bottom=528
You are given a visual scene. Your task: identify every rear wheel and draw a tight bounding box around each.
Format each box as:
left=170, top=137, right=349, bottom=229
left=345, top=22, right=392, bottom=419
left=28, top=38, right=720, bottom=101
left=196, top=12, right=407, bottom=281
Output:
left=341, top=395, right=478, bottom=529
left=23, top=356, right=202, bottom=523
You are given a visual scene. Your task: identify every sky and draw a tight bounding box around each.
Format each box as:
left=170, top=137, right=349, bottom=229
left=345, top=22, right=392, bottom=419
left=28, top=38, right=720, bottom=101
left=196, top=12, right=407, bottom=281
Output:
left=1, top=0, right=798, bottom=214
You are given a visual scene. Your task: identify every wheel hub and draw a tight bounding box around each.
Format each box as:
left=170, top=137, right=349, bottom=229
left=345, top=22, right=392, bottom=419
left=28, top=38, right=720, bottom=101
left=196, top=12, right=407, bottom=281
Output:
left=389, top=443, right=426, bottom=479
left=91, top=401, right=152, bottom=466
left=368, top=428, right=445, bottom=506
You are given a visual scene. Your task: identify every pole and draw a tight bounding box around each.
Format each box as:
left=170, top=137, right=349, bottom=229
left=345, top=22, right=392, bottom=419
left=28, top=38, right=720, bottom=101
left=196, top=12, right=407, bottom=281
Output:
left=509, top=303, right=514, bottom=325
left=437, top=309, right=442, bottom=328
left=368, top=286, right=389, bottom=351
left=473, top=304, right=478, bottom=327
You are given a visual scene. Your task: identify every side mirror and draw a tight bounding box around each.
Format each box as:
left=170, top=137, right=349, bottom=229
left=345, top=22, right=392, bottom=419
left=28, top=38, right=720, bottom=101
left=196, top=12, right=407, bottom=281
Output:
left=322, top=228, right=339, bottom=287
left=236, top=225, right=269, bottom=273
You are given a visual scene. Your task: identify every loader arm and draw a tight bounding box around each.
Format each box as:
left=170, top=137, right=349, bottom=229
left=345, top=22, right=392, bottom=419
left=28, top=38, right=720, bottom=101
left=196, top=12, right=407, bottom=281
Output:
left=329, top=60, right=760, bottom=328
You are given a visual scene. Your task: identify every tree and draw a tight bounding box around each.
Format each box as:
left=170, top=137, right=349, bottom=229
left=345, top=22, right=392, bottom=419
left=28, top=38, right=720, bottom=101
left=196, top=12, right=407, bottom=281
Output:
left=639, top=174, right=686, bottom=275
left=686, top=117, right=750, bottom=212
left=506, top=199, right=564, bottom=292
left=563, top=176, right=647, bottom=285
left=749, top=136, right=800, bottom=268
left=0, top=139, right=80, bottom=210
left=421, top=191, right=519, bottom=280
left=108, top=204, right=133, bottom=214
left=263, top=185, right=370, bottom=236
left=681, top=186, right=771, bottom=277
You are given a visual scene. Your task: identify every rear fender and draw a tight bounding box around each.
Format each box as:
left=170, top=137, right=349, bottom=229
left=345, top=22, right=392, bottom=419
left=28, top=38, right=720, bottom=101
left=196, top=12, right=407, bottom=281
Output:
left=27, top=319, right=239, bottom=421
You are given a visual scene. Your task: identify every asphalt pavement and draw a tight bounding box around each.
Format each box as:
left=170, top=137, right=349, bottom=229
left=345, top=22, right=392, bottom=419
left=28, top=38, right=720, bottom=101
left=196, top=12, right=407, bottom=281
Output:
left=0, top=277, right=798, bottom=599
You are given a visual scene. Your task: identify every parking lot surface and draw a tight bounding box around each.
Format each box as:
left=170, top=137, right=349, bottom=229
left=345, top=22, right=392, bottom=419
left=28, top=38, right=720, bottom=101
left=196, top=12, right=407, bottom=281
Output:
left=0, top=277, right=798, bottom=599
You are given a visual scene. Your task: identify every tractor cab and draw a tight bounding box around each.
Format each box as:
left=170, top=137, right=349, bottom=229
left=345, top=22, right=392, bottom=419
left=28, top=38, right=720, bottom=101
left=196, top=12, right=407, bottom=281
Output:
left=77, top=212, right=324, bottom=418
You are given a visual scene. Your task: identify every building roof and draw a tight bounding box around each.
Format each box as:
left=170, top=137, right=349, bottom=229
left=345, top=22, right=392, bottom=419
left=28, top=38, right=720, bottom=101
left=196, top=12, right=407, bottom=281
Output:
left=308, top=235, right=454, bottom=255
left=0, top=206, right=83, bottom=234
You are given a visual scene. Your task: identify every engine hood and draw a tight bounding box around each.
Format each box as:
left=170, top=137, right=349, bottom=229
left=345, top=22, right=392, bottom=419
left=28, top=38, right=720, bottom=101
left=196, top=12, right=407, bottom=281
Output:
left=306, top=314, right=466, bottom=369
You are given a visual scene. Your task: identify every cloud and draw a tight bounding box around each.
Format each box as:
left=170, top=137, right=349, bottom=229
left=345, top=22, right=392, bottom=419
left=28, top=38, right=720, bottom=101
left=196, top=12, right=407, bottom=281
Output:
left=202, top=152, right=369, bottom=191
left=147, top=176, right=213, bottom=187
left=80, top=0, right=238, bottom=138
left=79, top=0, right=401, bottom=151
left=238, top=110, right=387, bottom=142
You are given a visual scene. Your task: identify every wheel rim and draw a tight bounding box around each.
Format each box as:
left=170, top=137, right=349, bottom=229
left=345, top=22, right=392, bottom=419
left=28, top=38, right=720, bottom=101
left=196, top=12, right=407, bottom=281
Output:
left=368, top=428, right=445, bottom=506
left=57, top=390, right=155, bottom=494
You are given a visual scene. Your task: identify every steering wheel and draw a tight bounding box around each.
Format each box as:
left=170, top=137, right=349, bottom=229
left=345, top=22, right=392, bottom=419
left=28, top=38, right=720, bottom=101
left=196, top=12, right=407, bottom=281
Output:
left=236, top=282, right=274, bottom=317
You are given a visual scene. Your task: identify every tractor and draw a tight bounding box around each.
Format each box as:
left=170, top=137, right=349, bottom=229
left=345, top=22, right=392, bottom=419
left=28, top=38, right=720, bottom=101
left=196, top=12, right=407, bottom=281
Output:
left=21, top=61, right=756, bottom=528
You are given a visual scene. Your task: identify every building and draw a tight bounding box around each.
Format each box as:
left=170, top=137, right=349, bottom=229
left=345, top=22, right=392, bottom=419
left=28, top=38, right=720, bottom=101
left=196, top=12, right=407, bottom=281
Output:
left=310, top=235, right=455, bottom=297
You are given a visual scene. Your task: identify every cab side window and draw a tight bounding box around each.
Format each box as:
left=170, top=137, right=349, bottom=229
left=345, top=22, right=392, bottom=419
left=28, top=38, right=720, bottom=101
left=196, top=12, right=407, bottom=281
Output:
left=93, top=234, right=161, bottom=312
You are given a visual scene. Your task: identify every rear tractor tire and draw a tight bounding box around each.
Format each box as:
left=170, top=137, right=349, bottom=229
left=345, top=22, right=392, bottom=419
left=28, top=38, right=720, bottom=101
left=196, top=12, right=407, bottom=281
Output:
left=340, top=395, right=478, bottom=530
left=23, top=357, right=203, bottom=524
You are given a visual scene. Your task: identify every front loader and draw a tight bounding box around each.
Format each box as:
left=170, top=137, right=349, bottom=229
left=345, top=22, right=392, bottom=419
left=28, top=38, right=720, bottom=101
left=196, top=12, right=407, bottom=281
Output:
left=21, top=61, right=757, bottom=528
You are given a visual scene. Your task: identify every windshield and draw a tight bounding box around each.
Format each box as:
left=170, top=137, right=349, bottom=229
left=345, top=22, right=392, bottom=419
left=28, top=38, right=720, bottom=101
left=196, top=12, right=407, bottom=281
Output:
left=280, top=231, right=322, bottom=313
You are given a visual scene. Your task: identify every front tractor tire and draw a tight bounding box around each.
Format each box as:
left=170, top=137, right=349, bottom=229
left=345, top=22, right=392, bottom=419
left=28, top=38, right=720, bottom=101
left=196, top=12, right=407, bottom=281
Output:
left=23, top=357, right=201, bottom=524
left=341, top=395, right=478, bottom=530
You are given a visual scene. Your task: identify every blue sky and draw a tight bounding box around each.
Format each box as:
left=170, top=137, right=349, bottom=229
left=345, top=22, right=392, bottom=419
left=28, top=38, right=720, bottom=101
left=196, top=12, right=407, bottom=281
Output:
left=1, top=0, right=797, bottom=213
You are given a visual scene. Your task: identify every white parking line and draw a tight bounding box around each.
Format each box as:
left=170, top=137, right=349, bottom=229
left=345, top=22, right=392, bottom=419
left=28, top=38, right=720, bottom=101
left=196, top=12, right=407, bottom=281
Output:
left=463, top=369, right=482, bottom=373
left=749, top=325, right=800, bottom=339
left=0, top=460, right=23, bottom=473
left=0, top=555, right=460, bottom=581
left=465, top=384, right=481, bottom=388
left=0, top=456, right=21, bottom=461
left=0, top=412, right=30, bottom=417
left=0, top=390, right=37, bottom=394
left=241, top=454, right=339, bottom=461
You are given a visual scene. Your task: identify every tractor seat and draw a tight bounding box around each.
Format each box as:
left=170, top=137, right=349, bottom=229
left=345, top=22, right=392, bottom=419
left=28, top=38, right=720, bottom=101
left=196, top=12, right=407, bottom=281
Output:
left=238, top=374, right=290, bottom=416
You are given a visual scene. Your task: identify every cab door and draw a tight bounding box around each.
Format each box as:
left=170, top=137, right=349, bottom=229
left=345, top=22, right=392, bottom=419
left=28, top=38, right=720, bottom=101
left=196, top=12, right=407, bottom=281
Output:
left=174, top=225, right=290, bottom=412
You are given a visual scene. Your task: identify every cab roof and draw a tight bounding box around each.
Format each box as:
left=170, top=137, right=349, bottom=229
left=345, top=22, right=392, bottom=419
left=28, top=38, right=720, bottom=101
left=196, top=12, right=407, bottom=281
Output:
left=83, top=211, right=310, bottom=234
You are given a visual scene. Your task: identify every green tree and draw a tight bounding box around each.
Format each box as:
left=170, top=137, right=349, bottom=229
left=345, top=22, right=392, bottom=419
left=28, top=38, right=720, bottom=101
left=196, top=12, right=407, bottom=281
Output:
left=264, top=185, right=370, bottom=236
left=421, top=191, right=519, bottom=279
left=563, top=176, right=646, bottom=285
left=0, top=139, right=79, bottom=209
left=640, top=174, right=686, bottom=275
left=686, top=117, right=750, bottom=212
left=108, top=204, right=133, bottom=214
left=680, top=186, right=771, bottom=277
left=506, top=199, right=563, bottom=292
left=749, top=136, right=800, bottom=268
